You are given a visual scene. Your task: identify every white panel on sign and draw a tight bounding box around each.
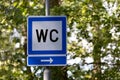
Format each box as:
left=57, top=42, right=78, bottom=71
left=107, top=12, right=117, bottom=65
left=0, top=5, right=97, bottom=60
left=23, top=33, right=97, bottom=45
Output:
left=32, top=21, right=62, bottom=51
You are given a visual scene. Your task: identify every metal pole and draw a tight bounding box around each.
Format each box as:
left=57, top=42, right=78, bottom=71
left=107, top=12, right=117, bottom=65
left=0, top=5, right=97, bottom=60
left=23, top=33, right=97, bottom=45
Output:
left=45, top=0, right=50, bottom=16
left=44, top=67, right=51, bottom=80
left=44, top=0, right=51, bottom=80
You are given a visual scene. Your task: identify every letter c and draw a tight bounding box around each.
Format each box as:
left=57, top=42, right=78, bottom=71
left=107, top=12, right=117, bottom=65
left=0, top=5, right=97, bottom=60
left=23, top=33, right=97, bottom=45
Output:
left=50, top=29, right=58, bottom=42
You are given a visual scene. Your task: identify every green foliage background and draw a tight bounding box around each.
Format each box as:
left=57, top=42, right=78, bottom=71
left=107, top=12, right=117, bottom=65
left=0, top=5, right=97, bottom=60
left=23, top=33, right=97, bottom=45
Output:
left=0, top=0, right=120, bottom=80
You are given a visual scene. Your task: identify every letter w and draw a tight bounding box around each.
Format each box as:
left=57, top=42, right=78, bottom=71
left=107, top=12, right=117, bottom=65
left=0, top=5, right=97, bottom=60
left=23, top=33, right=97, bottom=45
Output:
left=36, top=29, right=48, bottom=42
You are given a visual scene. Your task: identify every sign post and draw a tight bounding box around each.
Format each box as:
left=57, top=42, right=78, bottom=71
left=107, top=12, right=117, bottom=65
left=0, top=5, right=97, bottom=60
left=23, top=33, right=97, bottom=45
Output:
left=27, top=0, right=66, bottom=80
left=44, top=0, right=50, bottom=80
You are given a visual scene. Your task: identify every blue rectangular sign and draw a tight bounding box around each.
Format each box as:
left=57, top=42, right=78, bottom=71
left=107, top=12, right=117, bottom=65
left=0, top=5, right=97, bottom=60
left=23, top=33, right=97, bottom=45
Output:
left=27, top=16, right=66, bottom=55
left=27, top=56, right=66, bottom=66
left=27, top=16, right=67, bottom=66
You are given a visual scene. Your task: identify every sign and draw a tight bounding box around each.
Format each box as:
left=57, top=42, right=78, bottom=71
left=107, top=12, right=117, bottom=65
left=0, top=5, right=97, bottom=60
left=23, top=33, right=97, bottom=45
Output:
left=27, top=16, right=66, bottom=66
left=27, top=56, right=66, bottom=66
left=27, top=16, right=66, bottom=55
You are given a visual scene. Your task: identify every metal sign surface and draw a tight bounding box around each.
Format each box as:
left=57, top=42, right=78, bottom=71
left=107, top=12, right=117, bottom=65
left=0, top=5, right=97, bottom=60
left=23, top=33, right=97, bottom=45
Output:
left=27, top=16, right=66, bottom=66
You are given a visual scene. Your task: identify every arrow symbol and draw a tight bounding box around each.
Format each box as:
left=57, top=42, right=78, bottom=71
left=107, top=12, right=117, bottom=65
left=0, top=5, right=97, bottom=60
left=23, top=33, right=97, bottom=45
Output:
left=41, top=58, right=53, bottom=63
